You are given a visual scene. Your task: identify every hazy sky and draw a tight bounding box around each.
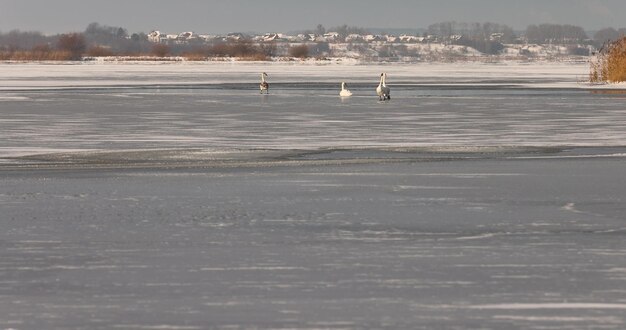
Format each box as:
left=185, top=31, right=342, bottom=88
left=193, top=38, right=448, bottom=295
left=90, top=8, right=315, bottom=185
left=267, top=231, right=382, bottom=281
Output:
left=1, top=0, right=624, bottom=34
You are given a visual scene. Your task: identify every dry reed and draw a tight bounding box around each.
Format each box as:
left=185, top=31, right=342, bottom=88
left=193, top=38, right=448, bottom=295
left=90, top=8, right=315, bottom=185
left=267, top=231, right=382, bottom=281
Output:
left=590, top=36, right=626, bottom=83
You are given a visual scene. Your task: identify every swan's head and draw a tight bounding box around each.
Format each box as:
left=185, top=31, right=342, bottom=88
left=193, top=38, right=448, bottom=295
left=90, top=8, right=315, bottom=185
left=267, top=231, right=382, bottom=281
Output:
left=262, top=72, right=268, bottom=77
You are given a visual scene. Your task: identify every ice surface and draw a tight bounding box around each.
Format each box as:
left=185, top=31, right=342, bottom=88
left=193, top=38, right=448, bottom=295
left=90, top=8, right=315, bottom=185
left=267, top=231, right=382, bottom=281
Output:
left=1, top=62, right=626, bottom=329
left=1, top=157, right=626, bottom=329
left=1, top=62, right=626, bottom=165
left=0, top=61, right=596, bottom=90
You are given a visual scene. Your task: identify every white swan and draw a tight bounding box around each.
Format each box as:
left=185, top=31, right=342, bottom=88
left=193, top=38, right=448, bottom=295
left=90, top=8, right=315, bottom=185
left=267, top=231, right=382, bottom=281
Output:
left=260, top=72, right=269, bottom=94
left=376, top=73, right=390, bottom=100
left=340, top=82, right=352, bottom=97
left=382, top=73, right=391, bottom=99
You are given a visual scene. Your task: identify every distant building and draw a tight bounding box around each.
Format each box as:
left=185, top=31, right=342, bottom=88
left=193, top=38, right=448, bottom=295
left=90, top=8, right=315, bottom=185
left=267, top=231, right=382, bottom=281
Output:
left=260, top=33, right=280, bottom=42
left=324, top=32, right=341, bottom=42
left=399, top=35, right=422, bottom=43
left=176, top=32, right=199, bottom=44
left=490, top=33, right=504, bottom=42
left=148, top=30, right=166, bottom=43
left=227, top=33, right=246, bottom=41
left=198, top=34, right=219, bottom=43
left=346, top=34, right=365, bottom=42
left=364, top=35, right=384, bottom=42
left=386, top=35, right=400, bottom=43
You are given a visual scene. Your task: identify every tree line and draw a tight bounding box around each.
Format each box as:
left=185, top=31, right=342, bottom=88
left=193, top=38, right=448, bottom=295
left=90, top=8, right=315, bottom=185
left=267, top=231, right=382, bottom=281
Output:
left=2, top=22, right=626, bottom=60
left=427, top=22, right=516, bottom=43
left=0, top=23, right=154, bottom=60
left=0, top=22, right=327, bottom=60
left=525, top=24, right=588, bottom=43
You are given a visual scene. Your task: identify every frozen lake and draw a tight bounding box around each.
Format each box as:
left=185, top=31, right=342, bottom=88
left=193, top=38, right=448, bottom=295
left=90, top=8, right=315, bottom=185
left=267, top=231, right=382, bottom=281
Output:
left=0, top=62, right=625, bottom=160
left=1, top=62, right=626, bottom=329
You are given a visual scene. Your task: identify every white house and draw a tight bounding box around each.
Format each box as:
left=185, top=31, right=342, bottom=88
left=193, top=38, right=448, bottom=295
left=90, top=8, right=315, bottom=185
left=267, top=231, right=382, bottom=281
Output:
left=148, top=30, right=166, bottom=43
left=261, top=33, right=280, bottom=42
left=364, top=35, right=384, bottom=42
left=324, top=32, right=341, bottom=42
left=227, top=33, right=246, bottom=41
left=399, top=35, right=422, bottom=43
left=345, top=34, right=365, bottom=42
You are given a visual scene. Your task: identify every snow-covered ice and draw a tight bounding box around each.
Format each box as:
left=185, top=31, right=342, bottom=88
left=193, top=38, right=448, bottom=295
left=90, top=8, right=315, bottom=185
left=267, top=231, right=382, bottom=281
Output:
left=1, top=61, right=626, bottom=163
left=1, top=62, right=626, bottom=329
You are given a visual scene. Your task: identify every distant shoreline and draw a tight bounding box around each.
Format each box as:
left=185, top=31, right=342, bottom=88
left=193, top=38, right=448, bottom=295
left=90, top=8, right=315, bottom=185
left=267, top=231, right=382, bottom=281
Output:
left=1, top=55, right=592, bottom=65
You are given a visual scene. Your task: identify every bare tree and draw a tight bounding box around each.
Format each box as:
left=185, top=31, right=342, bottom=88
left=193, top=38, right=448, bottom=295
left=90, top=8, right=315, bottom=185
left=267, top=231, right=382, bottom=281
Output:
left=260, top=41, right=277, bottom=57
left=525, top=24, right=588, bottom=44
left=57, top=33, right=86, bottom=60
left=316, top=24, right=326, bottom=35
left=594, top=28, right=620, bottom=47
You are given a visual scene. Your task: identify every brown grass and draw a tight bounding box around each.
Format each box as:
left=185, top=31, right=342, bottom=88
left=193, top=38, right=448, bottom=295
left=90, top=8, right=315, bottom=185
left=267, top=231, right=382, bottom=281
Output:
left=100, top=56, right=183, bottom=62
left=0, top=50, right=73, bottom=61
left=151, top=44, right=170, bottom=57
left=182, top=53, right=208, bottom=61
left=237, top=53, right=270, bottom=61
left=605, top=39, right=626, bottom=82
left=591, top=36, right=626, bottom=83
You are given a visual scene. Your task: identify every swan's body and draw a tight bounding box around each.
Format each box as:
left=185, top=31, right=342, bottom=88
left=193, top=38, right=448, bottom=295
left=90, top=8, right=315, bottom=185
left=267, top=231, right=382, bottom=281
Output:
left=260, top=72, right=269, bottom=94
left=376, top=73, right=390, bottom=100
left=340, top=82, right=352, bottom=97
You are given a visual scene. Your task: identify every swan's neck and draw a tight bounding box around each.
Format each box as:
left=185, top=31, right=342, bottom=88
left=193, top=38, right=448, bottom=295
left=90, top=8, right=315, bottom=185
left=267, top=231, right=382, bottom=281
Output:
left=382, top=74, right=387, bottom=87
left=378, top=75, right=384, bottom=87
left=261, top=74, right=266, bottom=83
left=342, top=83, right=346, bottom=91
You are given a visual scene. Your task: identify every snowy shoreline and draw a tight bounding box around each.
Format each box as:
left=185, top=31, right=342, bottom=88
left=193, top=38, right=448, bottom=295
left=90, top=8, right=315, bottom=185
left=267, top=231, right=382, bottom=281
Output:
left=1, top=54, right=591, bottom=65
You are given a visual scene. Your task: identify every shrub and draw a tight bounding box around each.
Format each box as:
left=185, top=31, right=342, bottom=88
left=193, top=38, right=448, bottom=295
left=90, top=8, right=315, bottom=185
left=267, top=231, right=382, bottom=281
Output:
left=182, top=53, right=207, bottom=61
left=181, top=46, right=211, bottom=61
left=0, top=49, right=72, bottom=61
left=210, top=42, right=230, bottom=57
left=206, top=40, right=267, bottom=59
left=86, top=46, right=114, bottom=57
left=289, top=44, right=309, bottom=58
left=260, top=42, right=277, bottom=57
left=57, top=33, right=86, bottom=60
left=230, top=39, right=256, bottom=57
left=151, top=44, right=170, bottom=57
